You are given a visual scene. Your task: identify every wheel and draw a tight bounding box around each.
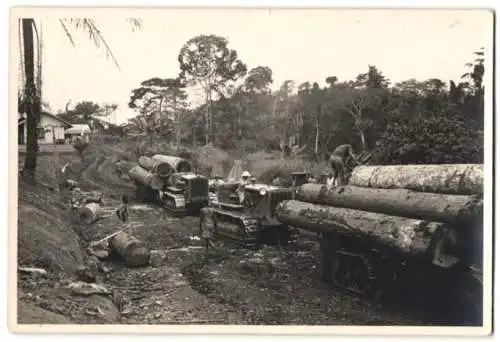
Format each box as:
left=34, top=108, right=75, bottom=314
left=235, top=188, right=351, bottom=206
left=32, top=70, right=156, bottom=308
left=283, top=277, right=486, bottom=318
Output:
left=329, top=251, right=377, bottom=299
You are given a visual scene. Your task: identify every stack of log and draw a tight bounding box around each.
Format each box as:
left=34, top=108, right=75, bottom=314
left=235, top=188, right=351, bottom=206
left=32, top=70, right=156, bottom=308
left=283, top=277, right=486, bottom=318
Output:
left=127, top=154, right=193, bottom=191
left=275, top=163, right=484, bottom=268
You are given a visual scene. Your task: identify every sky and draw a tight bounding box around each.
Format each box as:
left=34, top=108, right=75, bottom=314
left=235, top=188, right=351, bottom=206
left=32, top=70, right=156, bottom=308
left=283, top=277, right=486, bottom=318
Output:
left=14, top=8, right=493, bottom=124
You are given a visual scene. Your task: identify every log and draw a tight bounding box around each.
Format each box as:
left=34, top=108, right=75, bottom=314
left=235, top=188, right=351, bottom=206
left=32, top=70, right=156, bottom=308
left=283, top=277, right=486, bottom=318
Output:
left=79, top=202, right=102, bottom=224
left=138, top=156, right=155, bottom=170
left=138, top=156, right=172, bottom=178
left=349, top=164, right=483, bottom=195
left=109, top=232, right=150, bottom=267
left=296, top=184, right=483, bottom=224
left=128, top=165, right=164, bottom=190
left=152, top=154, right=192, bottom=173
left=82, top=191, right=103, bottom=205
left=274, top=200, right=461, bottom=266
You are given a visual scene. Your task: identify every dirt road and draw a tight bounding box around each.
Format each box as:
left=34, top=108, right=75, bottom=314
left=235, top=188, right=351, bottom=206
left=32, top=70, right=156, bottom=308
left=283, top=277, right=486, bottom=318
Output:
left=16, top=151, right=430, bottom=326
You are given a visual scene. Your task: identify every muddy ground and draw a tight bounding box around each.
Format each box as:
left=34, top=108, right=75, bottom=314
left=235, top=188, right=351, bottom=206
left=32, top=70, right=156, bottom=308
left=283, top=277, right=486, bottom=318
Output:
left=16, top=149, right=478, bottom=326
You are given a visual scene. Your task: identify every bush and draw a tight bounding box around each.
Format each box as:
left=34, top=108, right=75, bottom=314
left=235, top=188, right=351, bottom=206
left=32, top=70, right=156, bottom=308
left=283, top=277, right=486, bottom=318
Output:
left=374, top=112, right=484, bottom=165
left=72, top=139, right=89, bottom=158
left=257, top=158, right=314, bottom=185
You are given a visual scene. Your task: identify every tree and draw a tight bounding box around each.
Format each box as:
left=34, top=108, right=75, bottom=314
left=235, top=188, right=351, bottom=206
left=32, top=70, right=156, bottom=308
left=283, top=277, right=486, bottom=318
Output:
left=178, top=34, right=247, bottom=145
left=19, top=17, right=141, bottom=179
left=355, top=65, right=390, bottom=88
left=461, top=48, right=485, bottom=94
left=56, top=100, right=108, bottom=125
left=461, top=48, right=485, bottom=128
left=326, top=76, right=338, bottom=88
left=374, top=111, right=483, bottom=164
left=129, top=77, right=188, bottom=145
left=244, top=66, right=273, bottom=94
left=20, top=19, right=39, bottom=179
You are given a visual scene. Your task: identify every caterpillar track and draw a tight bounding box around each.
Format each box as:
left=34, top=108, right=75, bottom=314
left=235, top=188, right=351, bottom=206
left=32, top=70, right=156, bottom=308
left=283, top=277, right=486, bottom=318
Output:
left=162, top=192, right=187, bottom=215
left=200, top=207, right=298, bottom=248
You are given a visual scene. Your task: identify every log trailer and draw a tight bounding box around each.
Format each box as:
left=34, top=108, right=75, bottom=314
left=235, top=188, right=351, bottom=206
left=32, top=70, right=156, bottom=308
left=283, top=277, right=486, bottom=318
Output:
left=276, top=164, right=484, bottom=323
left=199, top=181, right=299, bottom=248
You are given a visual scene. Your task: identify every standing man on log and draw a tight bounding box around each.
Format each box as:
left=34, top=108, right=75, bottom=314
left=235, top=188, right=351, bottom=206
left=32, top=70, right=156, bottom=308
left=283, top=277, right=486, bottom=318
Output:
left=326, top=172, right=335, bottom=188
left=329, top=144, right=361, bottom=186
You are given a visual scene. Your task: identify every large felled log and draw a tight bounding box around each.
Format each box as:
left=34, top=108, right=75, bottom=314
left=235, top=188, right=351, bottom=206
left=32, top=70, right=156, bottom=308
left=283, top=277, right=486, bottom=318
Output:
left=349, top=164, right=483, bottom=195
left=79, top=202, right=102, bottom=224
left=275, top=200, right=461, bottom=266
left=152, top=154, right=192, bottom=173
left=128, top=165, right=164, bottom=190
left=138, top=156, right=155, bottom=170
left=138, top=156, right=172, bottom=178
left=296, top=184, right=483, bottom=224
left=109, top=232, right=150, bottom=267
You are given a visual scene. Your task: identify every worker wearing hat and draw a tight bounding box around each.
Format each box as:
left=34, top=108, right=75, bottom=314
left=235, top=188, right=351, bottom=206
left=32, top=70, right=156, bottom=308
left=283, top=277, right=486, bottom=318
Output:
left=237, top=171, right=252, bottom=204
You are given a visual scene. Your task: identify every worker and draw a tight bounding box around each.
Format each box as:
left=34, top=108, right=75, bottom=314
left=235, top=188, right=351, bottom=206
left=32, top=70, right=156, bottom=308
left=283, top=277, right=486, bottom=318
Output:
left=326, top=172, right=335, bottom=188
left=202, top=220, right=216, bottom=258
left=116, top=195, right=129, bottom=223
left=237, top=171, right=252, bottom=204
left=329, top=144, right=361, bottom=186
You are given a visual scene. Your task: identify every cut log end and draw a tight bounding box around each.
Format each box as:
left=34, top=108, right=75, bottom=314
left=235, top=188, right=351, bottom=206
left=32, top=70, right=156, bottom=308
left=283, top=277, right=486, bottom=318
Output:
left=110, top=232, right=150, bottom=267
left=155, top=162, right=172, bottom=178
left=78, top=203, right=101, bottom=224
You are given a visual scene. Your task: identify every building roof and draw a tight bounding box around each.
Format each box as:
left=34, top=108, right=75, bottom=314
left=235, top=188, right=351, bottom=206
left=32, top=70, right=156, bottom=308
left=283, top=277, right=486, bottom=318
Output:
left=18, top=111, right=72, bottom=128
left=66, top=124, right=91, bottom=135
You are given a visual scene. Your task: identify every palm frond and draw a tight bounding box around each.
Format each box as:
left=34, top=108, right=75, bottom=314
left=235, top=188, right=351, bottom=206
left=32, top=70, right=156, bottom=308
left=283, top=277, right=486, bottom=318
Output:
left=59, top=19, right=76, bottom=47
left=61, top=18, right=121, bottom=70
left=126, top=18, right=142, bottom=31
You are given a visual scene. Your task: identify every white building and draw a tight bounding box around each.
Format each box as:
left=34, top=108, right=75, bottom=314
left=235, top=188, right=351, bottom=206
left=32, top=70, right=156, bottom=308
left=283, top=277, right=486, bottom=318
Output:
left=65, top=124, right=92, bottom=143
left=18, top=111, right=72, bottom=145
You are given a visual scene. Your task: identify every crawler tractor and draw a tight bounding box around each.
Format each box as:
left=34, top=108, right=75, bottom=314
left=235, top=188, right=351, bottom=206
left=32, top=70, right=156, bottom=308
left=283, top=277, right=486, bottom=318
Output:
left=131, top=154, right=210, bottom=216
left=159, top=172, right=210, bottom=215
left=199, top=181, right=299, bottom=248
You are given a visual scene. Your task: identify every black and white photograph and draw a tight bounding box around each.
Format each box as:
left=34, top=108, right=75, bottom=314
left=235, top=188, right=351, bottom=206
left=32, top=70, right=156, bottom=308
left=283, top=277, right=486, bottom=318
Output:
left=8, top=6, right=493, bottom=335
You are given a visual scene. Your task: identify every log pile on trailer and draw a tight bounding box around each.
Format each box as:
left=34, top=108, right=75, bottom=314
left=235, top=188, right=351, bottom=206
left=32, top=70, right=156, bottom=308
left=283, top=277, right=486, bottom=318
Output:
left=127, top=154, right=210, bottom=215
left=275, top=163, right=484, bottom=323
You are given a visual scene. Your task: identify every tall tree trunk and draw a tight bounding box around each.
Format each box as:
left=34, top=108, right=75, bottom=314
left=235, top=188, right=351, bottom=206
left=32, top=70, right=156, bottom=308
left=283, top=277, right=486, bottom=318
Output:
left=22, top=19, right=39, bottom=180
left=192, top=125, right=196, bottom=147
left=315, top=104, right=321, bottom=154
left=209, top=91, right=215, bottom=144
left=176, top=110, right=182, bottom=148
left=359, top=129, right=366, bottom=151
left=204, top=89, right=210, bottom=145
